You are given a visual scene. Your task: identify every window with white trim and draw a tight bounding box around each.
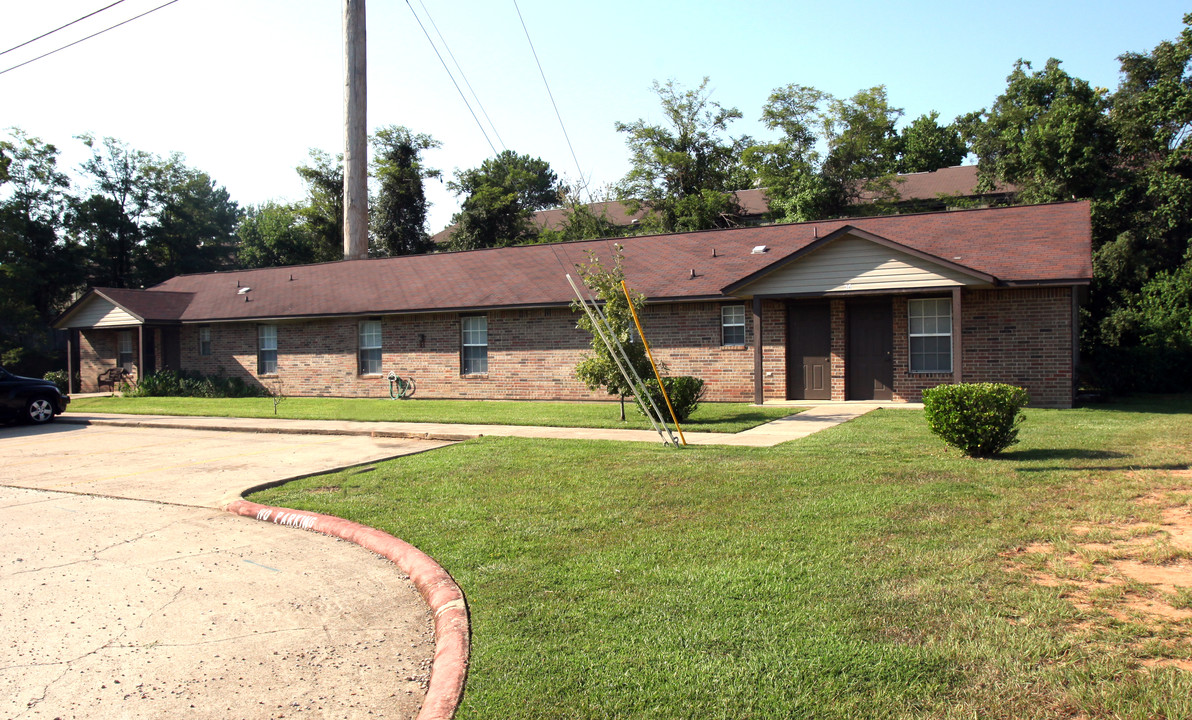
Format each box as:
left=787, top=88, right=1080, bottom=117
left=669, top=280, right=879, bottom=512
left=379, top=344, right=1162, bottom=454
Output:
left=257, top=324, right=278, bottom=375
left=198, top=327, right=212, bottom=356
left=721, top=304, right=746, bottom=346
left=908, top=298, right=952, bottom=373
left=117, top=331, right=134, bottom=371
left=359, top=319, right=382, bottom=375
left=460, top=315, right=488, bottom=375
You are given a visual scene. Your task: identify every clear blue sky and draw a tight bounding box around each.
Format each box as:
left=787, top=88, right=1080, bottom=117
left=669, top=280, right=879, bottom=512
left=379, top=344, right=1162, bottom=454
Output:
left=2, top=0, right=1187, bottom=233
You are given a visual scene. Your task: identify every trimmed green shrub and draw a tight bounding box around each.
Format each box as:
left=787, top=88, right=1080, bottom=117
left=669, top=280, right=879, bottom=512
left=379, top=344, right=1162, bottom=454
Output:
left=922, top=382, right=1029, bottom=458
left=637, top=375, right=707, bottom=423
left=43, top=370, right=68, bottom=394
left=125, top=370, right=269, bottom=399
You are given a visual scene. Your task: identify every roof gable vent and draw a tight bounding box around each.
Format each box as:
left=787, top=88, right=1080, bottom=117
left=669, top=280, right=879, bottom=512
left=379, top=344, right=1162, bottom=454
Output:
left=751, top=245, right=768, bottom=254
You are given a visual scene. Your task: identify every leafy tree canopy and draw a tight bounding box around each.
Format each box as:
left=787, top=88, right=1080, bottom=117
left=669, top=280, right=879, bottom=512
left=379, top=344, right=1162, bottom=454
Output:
left=963, top=58, right=1114, bottom=205
left=237, top=201, right=319, bottom=268
left=898, top=111, right=968, bottom=173
left=615, top=77, right=747, bottom=233
left=370, top=125, right=440, bottom=256
left=295, top=149, right=346, bottom=263
left=447, top=150, right=561, bottom=250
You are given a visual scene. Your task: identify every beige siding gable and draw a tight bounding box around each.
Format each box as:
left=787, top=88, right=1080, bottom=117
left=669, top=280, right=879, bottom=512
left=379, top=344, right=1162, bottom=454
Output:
left=65, top=297, right=141, bottom=328
left=740, top=236, right=991, bottom=296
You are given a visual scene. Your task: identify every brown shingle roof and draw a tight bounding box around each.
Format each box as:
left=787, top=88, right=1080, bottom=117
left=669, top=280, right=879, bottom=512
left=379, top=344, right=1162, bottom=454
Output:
left=142, top=202, right=1089, bottom=323
left=857, top=165, right=1017, bottom=203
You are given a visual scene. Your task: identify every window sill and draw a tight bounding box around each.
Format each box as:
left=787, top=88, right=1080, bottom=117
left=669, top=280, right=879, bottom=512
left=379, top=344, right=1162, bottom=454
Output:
left=721, top=344, right=747, bottom=351
left=461, top=373, right=489, bottom=379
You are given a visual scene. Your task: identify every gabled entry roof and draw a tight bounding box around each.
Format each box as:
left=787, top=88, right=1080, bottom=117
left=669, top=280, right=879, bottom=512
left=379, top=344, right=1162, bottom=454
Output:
left=722, top=225, right=999, bottom=297
left=54, top=288, right=195, bottom=329
left=54, top=201, right=1092, bottom=328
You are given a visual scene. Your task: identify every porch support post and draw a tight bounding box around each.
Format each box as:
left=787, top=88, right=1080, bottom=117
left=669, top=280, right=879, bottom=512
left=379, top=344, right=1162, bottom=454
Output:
left=137, top=325, right=145, bottom=380
left=66, top=330, right=76, bottom=394
left=951, top=287, right=963, bottom=384
left=753, top=296, right=764, bottom=405
left=1071, top=284, right=1081, bottom=404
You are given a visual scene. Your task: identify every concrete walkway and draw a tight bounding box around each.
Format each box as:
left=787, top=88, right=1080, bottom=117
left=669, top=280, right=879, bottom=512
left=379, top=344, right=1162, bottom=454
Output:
left=59, top=402, right=909, bottom=447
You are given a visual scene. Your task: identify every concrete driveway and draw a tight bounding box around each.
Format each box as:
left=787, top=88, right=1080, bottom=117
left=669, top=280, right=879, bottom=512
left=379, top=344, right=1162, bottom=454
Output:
left=0, top=421, right=454, bottom=719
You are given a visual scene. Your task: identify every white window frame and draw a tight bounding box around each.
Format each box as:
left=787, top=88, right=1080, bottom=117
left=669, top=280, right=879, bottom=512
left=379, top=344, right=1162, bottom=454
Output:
left=117, top=330, right=134, bottom=371
left=460, top=315, right=488, bottom=375
left=257, top=324, right=278, bottom=375
left=721, top=304, right=746, bottom=346
left=358, top=319, right=382, bottom=375
left=198, top=326, right=212, bottom=356
left=908, top=298, right=952, bottom=374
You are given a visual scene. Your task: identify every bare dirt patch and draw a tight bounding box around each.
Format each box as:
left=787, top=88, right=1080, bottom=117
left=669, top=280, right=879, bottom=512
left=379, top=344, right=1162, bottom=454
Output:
left=1003, top=481, right=1192, bottom=671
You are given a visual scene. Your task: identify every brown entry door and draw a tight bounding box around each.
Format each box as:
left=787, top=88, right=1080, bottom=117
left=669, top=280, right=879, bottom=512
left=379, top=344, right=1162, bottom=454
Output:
left=847, top=299, right=893, bottom=401
left=787, top=302, right=831, bottom=400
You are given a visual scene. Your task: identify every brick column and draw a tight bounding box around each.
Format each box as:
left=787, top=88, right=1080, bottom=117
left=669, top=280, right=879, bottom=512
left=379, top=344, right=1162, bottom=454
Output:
left=830, top=299, right=846, bottom=401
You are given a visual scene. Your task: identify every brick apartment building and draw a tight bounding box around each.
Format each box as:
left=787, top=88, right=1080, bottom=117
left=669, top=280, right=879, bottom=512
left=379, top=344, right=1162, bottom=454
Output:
left=54, top=202, right=1092, bottom=407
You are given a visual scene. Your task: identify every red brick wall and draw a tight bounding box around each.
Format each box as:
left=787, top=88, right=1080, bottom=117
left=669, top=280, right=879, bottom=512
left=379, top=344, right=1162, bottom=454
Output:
left=173, top=304, right=764, bottom=402
left=84, top=288, right=1074, bottom=406
left=890, top=287, right=1073, bottom=407
left=78, top=329, right=139, bottom=391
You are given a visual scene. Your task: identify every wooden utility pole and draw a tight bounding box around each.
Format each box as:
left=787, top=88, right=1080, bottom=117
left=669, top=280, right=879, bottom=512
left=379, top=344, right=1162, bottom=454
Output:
left=343, top=0, right=368, bottom=260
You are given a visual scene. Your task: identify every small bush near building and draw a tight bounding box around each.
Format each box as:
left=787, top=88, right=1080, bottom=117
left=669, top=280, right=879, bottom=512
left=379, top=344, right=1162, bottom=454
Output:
left=637, top=376, right=707, bottom=423
left=124, top=370, right=270, bottom=399
left=922, top=382, right=1029, bottom=457
left=43, top=370, right=68, bottom=394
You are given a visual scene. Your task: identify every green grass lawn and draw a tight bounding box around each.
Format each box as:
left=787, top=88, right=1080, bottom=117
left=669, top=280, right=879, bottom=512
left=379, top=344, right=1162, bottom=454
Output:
left=248, top=397, right=1192, bottom=719
left=67, top=396, right=794, bottom=433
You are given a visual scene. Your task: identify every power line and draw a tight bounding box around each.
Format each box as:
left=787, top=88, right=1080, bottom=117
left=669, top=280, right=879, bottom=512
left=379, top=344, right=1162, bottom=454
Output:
left=403, top=0, right=499, bottom=156
left=511, top=0, right=586, bottom=198
left=416, top=0, right=506, bottom=152
left=0, top=0, right=180, bottom=77
left=0, top=0, right=128, bottom=57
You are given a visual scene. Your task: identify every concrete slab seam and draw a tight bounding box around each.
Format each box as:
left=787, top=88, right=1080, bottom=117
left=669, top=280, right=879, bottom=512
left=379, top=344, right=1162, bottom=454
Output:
left=224, top=498, right=469, bottom=720
left=57, top=416, right=479, bottom=443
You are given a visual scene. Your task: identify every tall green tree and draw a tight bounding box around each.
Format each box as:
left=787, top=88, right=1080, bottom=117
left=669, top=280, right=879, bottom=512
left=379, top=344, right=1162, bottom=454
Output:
left=963, top=58, right=1114, bottom=205
left=447, top=150, right=560, bottom=250
left=236, top=202, right=320, bottom=268
left=1091, top=14, right=1192, bottom=350
left=369, top=125, right=440, bottom=256
left=897, top=111, right=968, bottom=173
left=615, top=77, right=748, bottom=233
left=295, top=149, right=345, bottom=263
left=743, top=84, right=838, bottom=222
left=820, top=86, right=905, bottom=211
left=70, top=134, right=157, bottom=288
left=0, top=129, right=82, bottom=371
left=142, top=168, right=240, bottom=285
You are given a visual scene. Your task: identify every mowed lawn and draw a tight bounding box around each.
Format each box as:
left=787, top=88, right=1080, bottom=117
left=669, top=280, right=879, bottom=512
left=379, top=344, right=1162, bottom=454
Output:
left=249, top=398, right=1192, bottom=719
left=67, top=396, right=795, bottom=434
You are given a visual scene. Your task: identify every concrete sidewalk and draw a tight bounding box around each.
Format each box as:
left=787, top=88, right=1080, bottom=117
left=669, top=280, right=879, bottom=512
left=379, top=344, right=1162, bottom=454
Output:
left=58, top=403, right=904, bottom=447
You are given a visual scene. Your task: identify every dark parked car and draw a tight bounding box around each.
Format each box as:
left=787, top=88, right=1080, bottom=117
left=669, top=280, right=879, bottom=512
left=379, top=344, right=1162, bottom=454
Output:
left=0, top=367, right=70, bottom=424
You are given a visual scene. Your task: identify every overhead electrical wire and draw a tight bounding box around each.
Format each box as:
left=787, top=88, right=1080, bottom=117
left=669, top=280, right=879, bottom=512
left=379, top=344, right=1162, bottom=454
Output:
left=0, top=0, right=128, bottom=57
left=404, top=0, right=499, bottom=156
left=0, top=0, right=180, bottom=77
left=415, top=0, right=506, bottom=152
left=511, top=0, right=586, bottom=199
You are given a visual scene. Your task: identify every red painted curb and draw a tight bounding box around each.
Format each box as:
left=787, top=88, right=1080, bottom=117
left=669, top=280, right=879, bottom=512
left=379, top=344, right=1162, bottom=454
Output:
left=225, top=499, right=469, bottom=720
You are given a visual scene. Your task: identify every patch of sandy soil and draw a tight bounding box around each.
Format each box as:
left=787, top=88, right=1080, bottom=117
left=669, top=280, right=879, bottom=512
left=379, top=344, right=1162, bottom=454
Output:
left=1002, top=480, right=1192, bottom=672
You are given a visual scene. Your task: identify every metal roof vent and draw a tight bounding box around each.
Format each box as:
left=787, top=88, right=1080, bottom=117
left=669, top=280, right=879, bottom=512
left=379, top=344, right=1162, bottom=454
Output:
left=751, top=245, right=768, bottom=254
left=237, top=286, right=251, bottom=295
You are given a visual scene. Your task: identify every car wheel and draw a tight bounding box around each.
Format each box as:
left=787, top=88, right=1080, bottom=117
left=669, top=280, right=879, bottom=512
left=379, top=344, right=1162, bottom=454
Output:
left=25, top=396, right=56, bottom=424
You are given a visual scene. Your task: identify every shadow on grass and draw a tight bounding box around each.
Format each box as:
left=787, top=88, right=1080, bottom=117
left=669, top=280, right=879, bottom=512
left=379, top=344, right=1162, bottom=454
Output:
left=999, top=448, right=1129, bottom=462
